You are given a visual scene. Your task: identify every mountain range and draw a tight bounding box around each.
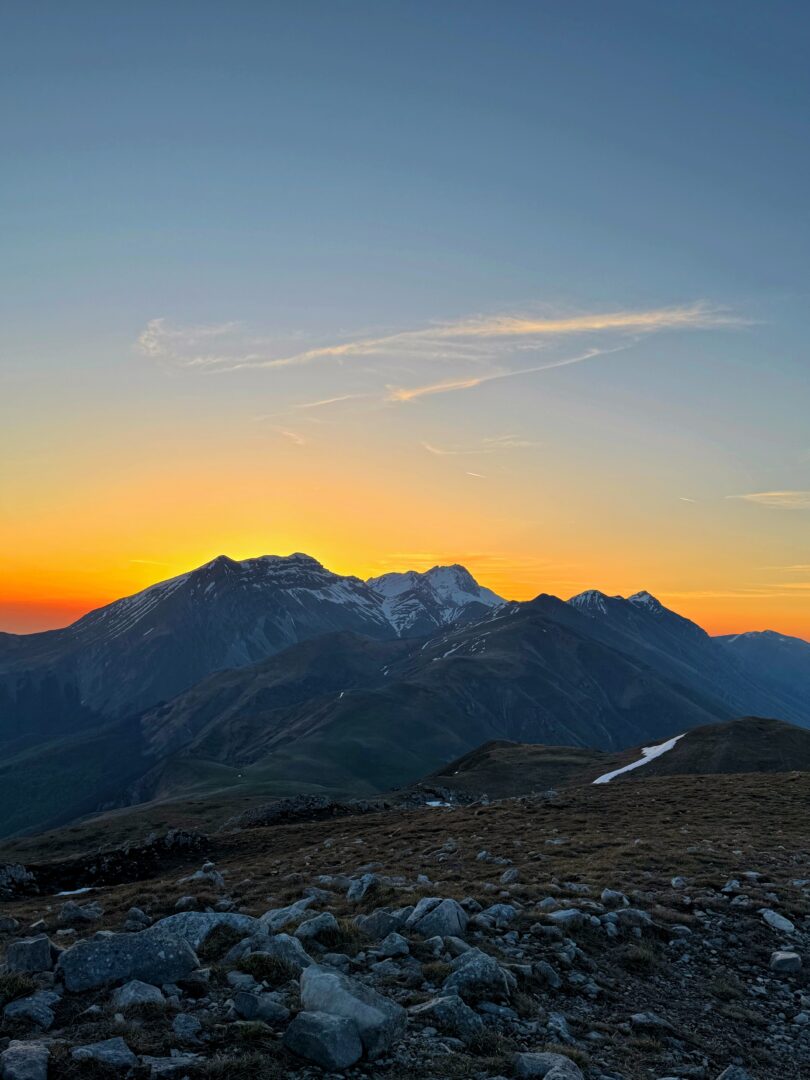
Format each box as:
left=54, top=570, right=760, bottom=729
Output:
left=1, top=552, right=809, bottom=837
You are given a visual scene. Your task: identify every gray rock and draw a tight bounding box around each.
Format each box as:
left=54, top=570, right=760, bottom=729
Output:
left=547, top=1010, right=574, bottom=1044
left=477, top=903, right=519, bottom=927
left=141, top=1053, right=203, bottom=1077
left=58, top=929, right=198, bottom=991
left=615, top=907, right=653, bottom=928
left=600, top=888, right=628, bottom=907
left=409, top=994, right=484, bottom=1044
left=513, top=1051, right=584, bottom=1078
left=377, top=932, right=409, bottom=958
left=124, top=907, right=152, bottom=932
left=534, top=959, right=562, bottom=989
left=405, top=896, right=468, bottom=938
left=172, top=1012, right=202, bottom=1043
left=715, top=1069, right=754, bottom=1080
left=284, top=1009, right=363, bottom=1070
left=547, top=909, right=587, bottom=930
left=770, top=949, right=802, bottom=974
left=443, top=947, right=516, bottom=1001
left=232, top=990, right=290, bottom=1023
left=0, top=916, right=20, bottom=933
left=260, top=896, right=315, bottom=931
left=71, top=1037, right=138, bottom=1070
left=761, top=909, right=795, bottom=934
left=240, top=931, right=313, bottom=974
left=294, top=911, right=340, bottom=944
left=630, top=1010, right=674, bottom=1033
left=500, top=867, right=520, bottom=884
left=353, top=908, right=399, bottom=939
left=112, top=979, right=166, bottom=1008
left=0, top=1041, right=49, bottom=1080
left=149, top=911, right=258, bottom=950
left=3, top=991, right=60, bottom=1030
left=347, top=873, right=380, bottom=902
left=300, top=963, right=406, bottom=1058
left=5, top=936, right=53, bottom=974
left=58, top=899, right=103, bottom=926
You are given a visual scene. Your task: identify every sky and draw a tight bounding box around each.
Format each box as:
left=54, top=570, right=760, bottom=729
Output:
left=1, top=1, right=809, bottom=639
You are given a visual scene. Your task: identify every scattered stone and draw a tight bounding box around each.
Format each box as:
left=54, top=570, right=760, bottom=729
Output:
left=770, top=949, right=802, bottom=974
left=112, top=979, right=166, bottom=1008
left=58, top=929, right=198, bottom=991
left=0, top=1040, right=49, bottom=1080
left=443, top=947, right=516, bottom=1001
left=5, top=936, right=53, bottom=974
left=294, top=911, right=340, bottom=944
left=71, top=1037, right=138, bottom=1070
left=405, top=896, right=468, bottom=938
left=260, top=896, right=315, bottom=931
left=761, top=908, right=795, bottom=934
left=3, top=991, right=59, bottom=1030
left=232, top=990, right=290, bottom=1023
left=284, top=1009, right=364, bottom=1069
left=300, top=963, right=407, bottom=1058
left=514, top=1050, right=584, bottom=1078
left=58, top=899, right=103, bottom=926
left=172, top=1012, right=203, bottom=1043
left=409, top=994, right=484, bottom=1044
left=149, top=910, right=258, bottom=949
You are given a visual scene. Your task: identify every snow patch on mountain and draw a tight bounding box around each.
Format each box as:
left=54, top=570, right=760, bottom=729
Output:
left=368, top=564, right=504, bottom=635
left=592, top=733, right=685, bottom=785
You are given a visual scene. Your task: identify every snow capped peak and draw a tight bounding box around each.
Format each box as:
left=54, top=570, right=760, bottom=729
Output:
left=628, top=590, right=665, bottom=612
left=569, top=590, right=612, bottom=615
left=367, top=563, right=504, bottom=635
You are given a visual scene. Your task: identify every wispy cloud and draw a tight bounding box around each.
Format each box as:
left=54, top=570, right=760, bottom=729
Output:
left=276, top=429, right=307, bottom=446
left=136, top=302, right=739, bottom=374
left=727, top=491, right=810, bottom=510
left=292, top=393, right=370, bottom=410
left=466, top=471, right=486, bottom=478
left=422, top=434, right=539, bottom=456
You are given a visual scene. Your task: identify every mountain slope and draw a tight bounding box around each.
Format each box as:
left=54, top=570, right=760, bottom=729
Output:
left=716, top=630, right=810, bottom=719
left=367, top=563, right=503, bottom=636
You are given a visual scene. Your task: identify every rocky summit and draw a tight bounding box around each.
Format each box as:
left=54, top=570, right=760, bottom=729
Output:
left=0, top=771, right=807, bottom=1079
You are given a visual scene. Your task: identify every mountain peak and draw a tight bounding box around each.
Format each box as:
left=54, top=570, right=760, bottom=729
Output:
left=628, top=590, right=664, bottom=612
left=568, top=589, right=613, bottom=615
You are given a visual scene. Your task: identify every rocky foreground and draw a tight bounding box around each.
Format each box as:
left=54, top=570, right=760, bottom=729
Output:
left=0, top=773, right=808, bottom=1079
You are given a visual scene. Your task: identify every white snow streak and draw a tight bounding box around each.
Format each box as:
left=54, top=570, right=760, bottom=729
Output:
left=592, top=734, right=685, bottom=785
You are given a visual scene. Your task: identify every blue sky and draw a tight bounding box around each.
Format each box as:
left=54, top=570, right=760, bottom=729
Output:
left=2, top=1, right=809, bottom=637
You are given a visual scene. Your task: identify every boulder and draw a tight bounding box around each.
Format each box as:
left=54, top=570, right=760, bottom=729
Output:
left=58, top=900, right=103, bottom=927
left=409, top=993, right=484, bottom=1044
left=5, top=936, right=53, bottom=974
left=761, top=909, right=795, bottom=934
left=58, top=929, right=198, bottom=991
left=0, top=1041, right=49, bottom=1080
left=294, top=911, right=340, bottom=944
left=514, top=1050, right=584, bottom=1078
left=112, top=979, right=166, bottom=1008
left=141, top=1053, right=203, bottom=1076
left=405, top=897, right=468, bottom=938
left=148, top=911, right=257, bottom=950
left=239, top=932, right=313, bottom=975
left=377, top=932, right=409, bottom=958
left=347, top=873, right=381, bottom=902
left=232, top=990, right=290, bottom=1023
left=284, top=1010, right=363, bottom=1069
left=300, top=964, right=406, bottom=1058
left=260, top=897, right=315, bottom=931
left=172, top=1012, right=202, bottom=1043
left=3, top=991, right=60, bottom=1030
left=547, top=909, right=587, bottom=930
left=71, top=1037, right=138, bottom=1070
left=715, top=1069, right=754, bottom=1080
left=443, top=947, right=516, bottom=1002
left=770, top=950, right=802, bottom=974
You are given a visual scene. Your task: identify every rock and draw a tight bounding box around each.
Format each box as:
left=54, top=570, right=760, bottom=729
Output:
left=58, top=899, right=103, bottom=926
left=405, top=896, right=468, bottom=938
left=443, top=947, right=516, bottom=1002
left=409, top=994, right=484, bottom=1044
left=630, top=1010, right=675, bottom=1033
left=180, top=861, right=225, bottom=890
left=124, top=907, right=152, bottom=932
left=770, top=949, right=802, bottom=974
left=547, top=909, right=587, bottom=930
left=5, top=936, right=53, bottom=974
left=71, top=1037, right=138, bottom=1070
left=534, top=959, right=562, bottom=989
left=172, top=1012, right=202, bottom=1043
left=300, top=964, right=406, bottom=1058
left=232, top=990, right=290, bottom=1023
left=0, top=1040, right=49, bottom=1080
left=242, top=932, right=313, bottom=974
left=477, top=903, right=519, bottom=927
left=347, top=873, right=381, bottom=902
left=0, top=917, right=20, bottom=933
left=284, top=1009, right=364, bottom=1069
left=294, top=911, right=340, bottom=944
left=715, top=1069, right=754, bottom=1080
left=500, top=867, right=520, bottom=884
left=174, top=896, right=198, bottom=912
left=58, top=929, right=198, bottom=991
left=112, top=979, right=166, bottom=1008
left=141, top=1053, right=203, bottom=1077
left=547, top=1010, right=574, bottom=1043
left=149, top=911, right=258, bottom=950
left=513, top=1050, right=584, bottom=1078
left=600, top=888, right=628, bottom=907
left=377, top=932, right=409, bottom=958
left=3, top=991, right=60, bottom=1030
left=615, top=907, right=653, bottom=928
left=761, top=909, right=795, bottom=934
left=260, top=896, right=315, bottom=931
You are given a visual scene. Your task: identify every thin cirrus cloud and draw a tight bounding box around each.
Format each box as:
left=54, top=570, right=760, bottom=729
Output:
left=136, top=302, right=738, bottom=374
left=727, top=491, right=810, bottom=510
left=422, top=435, right=540, bottom=456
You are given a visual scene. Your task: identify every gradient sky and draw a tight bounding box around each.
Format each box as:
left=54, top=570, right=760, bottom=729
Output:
left=2, top=2, right=809, bottom=638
